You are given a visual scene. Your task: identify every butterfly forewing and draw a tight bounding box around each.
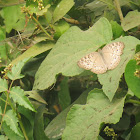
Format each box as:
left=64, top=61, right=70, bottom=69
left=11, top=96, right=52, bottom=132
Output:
left=101, top=42, right=124, bottom=70
left=101, top=53, right=121, bottom=70
left=102, top=42, right=124, bottom=55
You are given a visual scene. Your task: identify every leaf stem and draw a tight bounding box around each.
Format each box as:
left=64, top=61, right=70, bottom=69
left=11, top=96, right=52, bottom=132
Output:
left=125, top=99, right=140, bottom=105
left=32, top=16, right=54, bottom=40
left=0, top=97, right=7, bottom=103
left=114, top=0, right=124, bottom=22
left=0, top=80, right=15, bottom=131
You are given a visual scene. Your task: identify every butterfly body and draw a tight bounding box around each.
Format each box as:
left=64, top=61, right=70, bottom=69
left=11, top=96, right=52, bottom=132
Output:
left=77, top=42, right=125, bottom=74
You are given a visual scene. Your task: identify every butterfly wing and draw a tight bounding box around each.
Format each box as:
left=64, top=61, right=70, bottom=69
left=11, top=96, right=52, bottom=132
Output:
left=77, top=52, right=107, bottom=74
left=77, top=52, right=97, bottom=70
left=101, top=42, right=124, bottom=70
left=90, top=53, right=108, bottom=74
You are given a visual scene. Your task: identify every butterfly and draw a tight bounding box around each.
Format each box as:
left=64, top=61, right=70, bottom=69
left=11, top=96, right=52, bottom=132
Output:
left=77, top=42, right=125, bottom=74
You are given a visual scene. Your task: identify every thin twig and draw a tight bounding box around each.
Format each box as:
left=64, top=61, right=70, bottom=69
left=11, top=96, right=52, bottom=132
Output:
left=63, top=17, right=80, bottom=25
left=0, top=97, right=8, bottom=103
left=114, top=0, right=124, bottom=22
left=125, top=99, right=140, bottom=105
left=17, top=30, right=24, bottom=45
left=32, top=16, right=54, bottom=40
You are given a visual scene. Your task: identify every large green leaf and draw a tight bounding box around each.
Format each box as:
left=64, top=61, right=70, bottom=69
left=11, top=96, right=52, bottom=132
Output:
left=98, top=36, right=140, bottom=101
left=34, top=105, right=49, bottom=140
left=0, top=78, right=8, bottom=93
left=52, top=0, right=74, bottom=23
left=124, top=60, right=140, bottom=99
left=2, top=5, right=23, bottom=33
left=33, top=17, right=112, bottom=90
left=45, top=89, right=89, bottom=140
left=121, top=10, right=140, bottom=31
left=62, top=89, right=125, bottom=140
left=129, top=122, right=140, bottom=140
left=10, top=86, right=35, bottom=112
left=3, top=110, right=23, bottom=137
left=11, top=41, right=54, bottom=66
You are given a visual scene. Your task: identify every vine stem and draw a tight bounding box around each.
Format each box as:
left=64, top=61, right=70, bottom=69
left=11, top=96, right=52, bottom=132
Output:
left=114, top=0, right=124, bottom=22
left=125, top=99, right=140, bottom=105
left=32, top=16, right=54, bottom=40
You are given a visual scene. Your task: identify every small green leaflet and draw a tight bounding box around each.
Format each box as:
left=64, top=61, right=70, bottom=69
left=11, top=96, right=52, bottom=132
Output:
left=10, top=86, right=36, bottom=112
left=0, top=78, right=8, bottom=93
left=3, top=110, right=23, bottom=137
left=7, top=57, right=30, bottom=80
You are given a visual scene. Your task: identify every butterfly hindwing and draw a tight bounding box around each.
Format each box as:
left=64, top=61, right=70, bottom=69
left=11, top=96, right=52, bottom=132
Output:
left=78, top=52, right=107, bottom=74
left=77, top=52, right=98, bottom=70
left=90, top=53, right=107, bottom=74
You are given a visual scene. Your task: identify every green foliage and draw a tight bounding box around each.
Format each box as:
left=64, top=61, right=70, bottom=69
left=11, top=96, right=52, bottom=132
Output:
left=34, top=106, right=49, bottom=140
left=45, top=89, right=88, bottom=139
left=125, top=60, right=140, bottom=98
left=17, top=106, right=34, bottom=140
left=11, top=41, right=54, bottom=66
left=110, top=20, right=124, bottom=39
left=0, top=135, right=8, bottom=140
left=52, top=0, right=74, bottom=23
left=10, top=86, right=35, bottom=111
left=0, top=78, right=8, bottom=92
left=121, top=10, right=140, bottom=31
left=7, top=58, right=30, bottom=80
left=0, top=0, right=140, bottom=139
left=129, top=122, right=140, bottom=140
left=0, top=26, right=7, bottom=61
left=53, top=20, right=70, bottom=40
left=3, top=110, right=23, bottom=137
left=98, top=36, right=140, bottom=101
left=2, top=5, right=24, bottom=33
left=58, top=77, right=71, bottom=110
left=33, top=17, right=112, bottom=90
left=62, top=89, right=125, bottom=140
left=0, top=0, right=25, bottom=8
left=0, top=59, right=36, bottom=139
left=2, top=122, right=24, bottom=140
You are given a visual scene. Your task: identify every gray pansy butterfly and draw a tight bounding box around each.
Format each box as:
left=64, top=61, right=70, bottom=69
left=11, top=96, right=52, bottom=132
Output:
left=77, top=42, right=125, bottom=74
